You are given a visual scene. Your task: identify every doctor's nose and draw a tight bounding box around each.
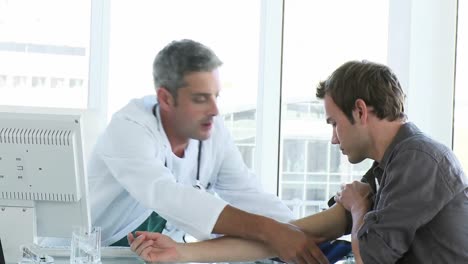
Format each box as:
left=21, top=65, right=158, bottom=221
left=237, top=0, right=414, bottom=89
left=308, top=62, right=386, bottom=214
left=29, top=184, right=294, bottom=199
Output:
left=208, top=98, right=219, bottom=116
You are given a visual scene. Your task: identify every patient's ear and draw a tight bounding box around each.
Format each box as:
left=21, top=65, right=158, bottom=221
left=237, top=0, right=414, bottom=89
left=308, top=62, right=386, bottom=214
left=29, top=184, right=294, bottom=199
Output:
left=354, top=99, right=369, bottom=124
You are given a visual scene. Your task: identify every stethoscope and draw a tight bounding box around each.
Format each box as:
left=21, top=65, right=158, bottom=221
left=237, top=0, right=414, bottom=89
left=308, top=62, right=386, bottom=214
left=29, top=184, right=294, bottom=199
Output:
left=152, top=103, right=206, bottom=243
left=152, top=104, right=205, bottom=190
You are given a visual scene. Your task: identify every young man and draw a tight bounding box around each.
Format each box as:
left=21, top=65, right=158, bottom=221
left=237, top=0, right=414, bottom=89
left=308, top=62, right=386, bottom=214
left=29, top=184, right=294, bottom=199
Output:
left=129, top=60, right=468, bottom=264
left=87, top=39, right=327, bottom=264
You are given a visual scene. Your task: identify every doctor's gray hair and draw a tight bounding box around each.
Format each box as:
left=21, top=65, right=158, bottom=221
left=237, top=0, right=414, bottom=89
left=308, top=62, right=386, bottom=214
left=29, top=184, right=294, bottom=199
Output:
left=152, top=39, right=223, bottom=99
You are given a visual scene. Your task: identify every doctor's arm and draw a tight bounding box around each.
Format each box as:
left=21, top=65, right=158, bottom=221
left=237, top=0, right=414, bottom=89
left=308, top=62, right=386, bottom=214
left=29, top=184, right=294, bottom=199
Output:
left=212, top=202, right=349, bottom=249
left=211, top=204, right=329, bottom=264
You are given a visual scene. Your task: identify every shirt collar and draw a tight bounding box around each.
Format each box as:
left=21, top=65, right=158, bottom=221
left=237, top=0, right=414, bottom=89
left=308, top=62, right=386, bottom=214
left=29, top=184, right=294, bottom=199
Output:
left=377, top=122, right=423, bottom=170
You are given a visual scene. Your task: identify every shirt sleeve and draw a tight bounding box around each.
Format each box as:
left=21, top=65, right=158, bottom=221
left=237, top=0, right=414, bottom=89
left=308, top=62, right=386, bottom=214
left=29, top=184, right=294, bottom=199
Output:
left=212, top=123, right=294, bottom=223
left=99, top=117, right=228, bottom=240
left=358, top=149, right=456, bottom=263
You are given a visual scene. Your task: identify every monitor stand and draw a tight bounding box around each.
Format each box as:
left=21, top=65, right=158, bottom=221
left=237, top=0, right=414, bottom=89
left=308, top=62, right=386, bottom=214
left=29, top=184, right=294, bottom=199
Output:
left=0, top=202, right=36, bottom=263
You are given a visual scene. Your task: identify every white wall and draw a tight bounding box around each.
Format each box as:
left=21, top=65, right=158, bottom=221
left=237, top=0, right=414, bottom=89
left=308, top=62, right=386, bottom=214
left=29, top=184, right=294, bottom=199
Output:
left=388, top=0, right=457, bottom=147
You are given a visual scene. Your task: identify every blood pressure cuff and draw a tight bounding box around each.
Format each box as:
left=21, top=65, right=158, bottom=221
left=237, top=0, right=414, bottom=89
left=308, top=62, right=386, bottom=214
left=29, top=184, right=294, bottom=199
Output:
left=319, top=240, right=352, bottom=263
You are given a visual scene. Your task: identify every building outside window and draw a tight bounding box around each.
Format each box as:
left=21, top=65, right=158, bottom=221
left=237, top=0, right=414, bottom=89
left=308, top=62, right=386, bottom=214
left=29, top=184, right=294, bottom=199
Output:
left=32, top=76, right=47, bottom=89
left=106, top=0, right=262, bottom=174
left=0, top=0, right=90, bottom=108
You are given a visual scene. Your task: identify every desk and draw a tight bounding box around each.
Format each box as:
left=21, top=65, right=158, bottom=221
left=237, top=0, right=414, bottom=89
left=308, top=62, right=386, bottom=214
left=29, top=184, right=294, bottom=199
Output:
left=7, top=256, right=140, bottom=264
left=9, top=255, right=283, bottom=264
left=18, top=256, right=142, bottom=264
left=8, top=250, right=279, bottom=264
left=4, top=245, right=281, bottom=264
left=10, top=257, right=278, bottom=264
left=5, top=246, right=143, bottom=264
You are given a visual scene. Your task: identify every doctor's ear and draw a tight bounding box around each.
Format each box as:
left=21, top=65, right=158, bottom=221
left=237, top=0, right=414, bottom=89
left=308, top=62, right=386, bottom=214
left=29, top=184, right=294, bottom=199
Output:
left=157, top=87, right=176, bottom=109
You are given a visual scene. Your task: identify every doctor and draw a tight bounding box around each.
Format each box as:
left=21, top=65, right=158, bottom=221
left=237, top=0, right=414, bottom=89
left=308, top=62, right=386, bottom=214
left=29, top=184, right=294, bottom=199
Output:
left=87, top=39, right=327, bottom=264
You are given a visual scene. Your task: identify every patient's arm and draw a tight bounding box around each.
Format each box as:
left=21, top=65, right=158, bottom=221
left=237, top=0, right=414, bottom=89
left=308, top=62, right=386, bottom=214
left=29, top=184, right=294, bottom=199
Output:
left=129, top=231, right=274, bottom=263
left=129, top=204, right=348, bottom=263
left=292, top=203, right=348, bottom=241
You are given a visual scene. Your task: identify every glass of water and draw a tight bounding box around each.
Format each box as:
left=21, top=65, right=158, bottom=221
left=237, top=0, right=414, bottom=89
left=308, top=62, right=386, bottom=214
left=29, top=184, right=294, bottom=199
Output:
left=70, top=226, right=101, bottom=264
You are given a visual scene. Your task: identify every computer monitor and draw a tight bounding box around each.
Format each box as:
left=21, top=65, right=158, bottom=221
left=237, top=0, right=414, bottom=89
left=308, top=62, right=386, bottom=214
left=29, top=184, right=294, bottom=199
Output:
left=0, top=108, right=91, bottom=262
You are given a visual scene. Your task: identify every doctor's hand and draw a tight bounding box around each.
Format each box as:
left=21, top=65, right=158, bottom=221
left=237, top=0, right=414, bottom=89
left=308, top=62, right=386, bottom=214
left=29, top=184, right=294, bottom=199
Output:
left=128, top=231, right=180, bottom=263
left=265, top=222, right=329, bottom=264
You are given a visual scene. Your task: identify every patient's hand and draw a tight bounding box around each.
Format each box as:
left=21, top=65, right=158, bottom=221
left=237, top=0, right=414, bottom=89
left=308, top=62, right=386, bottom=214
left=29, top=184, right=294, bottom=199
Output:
left=335, top=181, right=372, bottom=214
left=128, top=231, right=180, bottom=263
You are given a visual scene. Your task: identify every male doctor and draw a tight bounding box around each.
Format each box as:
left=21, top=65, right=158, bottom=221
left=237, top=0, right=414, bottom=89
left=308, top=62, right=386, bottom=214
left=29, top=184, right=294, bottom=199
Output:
left=87, top=39, right=327, bottom=264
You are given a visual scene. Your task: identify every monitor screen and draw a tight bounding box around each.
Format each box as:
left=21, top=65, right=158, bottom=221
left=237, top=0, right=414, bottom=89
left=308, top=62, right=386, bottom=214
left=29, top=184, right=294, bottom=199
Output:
left=0, top=107, right=90, bottom=262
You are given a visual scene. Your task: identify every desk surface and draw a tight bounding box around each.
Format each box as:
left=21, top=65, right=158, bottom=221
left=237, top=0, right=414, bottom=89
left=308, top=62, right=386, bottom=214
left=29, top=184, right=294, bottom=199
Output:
left=11, top=258, right=277, bottom=264
left=21, top=256, right=142, bottom=264
left=6, top=246, right=143, bottom=264
left=7, top=245, right=280, bottom=264
left=8, top=256, right=140, bottom=264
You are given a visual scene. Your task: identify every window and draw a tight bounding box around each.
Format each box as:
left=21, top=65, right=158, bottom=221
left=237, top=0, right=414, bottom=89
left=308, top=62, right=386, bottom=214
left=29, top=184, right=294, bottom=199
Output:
left=229, top=110, right=257, bottom=166
left=70, top=78, right=85, bottom=89
left=283, top=139, right=306, bottom=173
left=0, top=0, right=460, bottom=221
left=106, top=1, right=392, bottom=217
left=107, top=0, right=260, bottom=117
left=32, top=76, right=47, bottom=88
left=0, top=0, right=91, bottom=108
left=454, top=0, right=468, bottom=172
left=107, top=1, right=261, bottom=169
left=280, top=0, right=389, bottom=217
left=0, top=74, right=6, bottom=88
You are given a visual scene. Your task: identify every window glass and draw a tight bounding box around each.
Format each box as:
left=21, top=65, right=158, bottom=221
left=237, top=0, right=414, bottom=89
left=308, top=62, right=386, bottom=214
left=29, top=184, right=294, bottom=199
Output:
left=281, top=183, right=304, bottom=200
left=107, top=0, right=260, bottom=169
left=0, top=0, right=90, bottom=108
left=282, top=139, right=306, bottom=173
left=280, top=0, right=389, bottom=217
left=454, top=0, right=468, bottom=172
left=306, top=184, right=326, bottom=200
left=307, top=140, right=328, bottom=172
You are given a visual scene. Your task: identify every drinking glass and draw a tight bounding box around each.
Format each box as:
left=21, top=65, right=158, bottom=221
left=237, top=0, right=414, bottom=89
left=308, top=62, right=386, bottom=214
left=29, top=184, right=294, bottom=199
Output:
left=70, top=226, right=101, bottom=264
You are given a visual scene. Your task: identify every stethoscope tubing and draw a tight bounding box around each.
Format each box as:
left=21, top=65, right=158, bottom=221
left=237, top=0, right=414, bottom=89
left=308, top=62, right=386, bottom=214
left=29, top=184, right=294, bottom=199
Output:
left=152, top=103, right=203, bottom=188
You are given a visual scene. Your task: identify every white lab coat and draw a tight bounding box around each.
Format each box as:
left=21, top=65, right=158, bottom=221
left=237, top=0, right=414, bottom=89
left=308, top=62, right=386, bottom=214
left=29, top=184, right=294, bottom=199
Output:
left=87, top=95, right=294, bottom=246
